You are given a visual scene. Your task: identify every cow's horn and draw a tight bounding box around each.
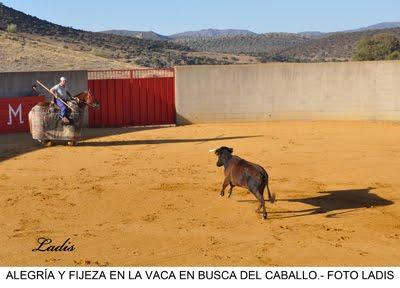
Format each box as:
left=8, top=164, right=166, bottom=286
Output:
left=209, top=149, right=216, bottom=152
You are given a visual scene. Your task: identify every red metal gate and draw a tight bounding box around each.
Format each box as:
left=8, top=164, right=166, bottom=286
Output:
left=87, top=68, right=175, bottom=128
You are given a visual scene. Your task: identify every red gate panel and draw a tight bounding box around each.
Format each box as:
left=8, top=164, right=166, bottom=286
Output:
left=154, top=78, right=161, bottom=125
left=115, top=79, right=124, bottom=126
left=107, top=79, right=116, bottom=126
left=0, top=96, right=44, bottom=134
left=100, top=79, right=108, bottom=127
left=139, top=79, right=148, bottom=126
left=131, top=78, right=141, bottom=125
left=122, top=79, right=131, bottom=126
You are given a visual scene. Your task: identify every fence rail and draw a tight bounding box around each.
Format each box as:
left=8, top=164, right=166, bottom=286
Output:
left=88, top=68, right=175, bottom=80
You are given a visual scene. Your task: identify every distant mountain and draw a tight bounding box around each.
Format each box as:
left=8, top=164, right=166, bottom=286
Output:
left=170, top=28, right=256, bottom=39
left=349, top=22, right=400, bottom=32
left=100, top=28, right=257, bottom=41
left=102, top=28, right=257, bottom=40
left=297, top=31, right=326, bottom=38
left=296, top=22, right=400, bottom=37
left=101, top=22, right=400, bottom=43
left=101, top=30, right=171, bottom=41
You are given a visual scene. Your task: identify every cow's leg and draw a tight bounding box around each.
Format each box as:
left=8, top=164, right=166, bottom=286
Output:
left=220, top=178, right=230, bottom=197
left=255, top=202, right=262, bottom=212
left=228, top=184, right=234, bottom=198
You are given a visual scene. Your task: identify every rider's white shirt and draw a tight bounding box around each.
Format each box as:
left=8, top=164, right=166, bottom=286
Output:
left=51, top=84, right=68, bottom=100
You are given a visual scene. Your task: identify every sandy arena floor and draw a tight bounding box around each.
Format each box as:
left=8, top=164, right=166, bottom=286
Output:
left=0, top=121, right=399, bottom=266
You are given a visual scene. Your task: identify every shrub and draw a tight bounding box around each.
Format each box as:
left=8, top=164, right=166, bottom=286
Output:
left=7, top=23, right=17, bottom=33
left=387, top=50, right=400, bottom=60
left=91, top=48, right=113, bottom=58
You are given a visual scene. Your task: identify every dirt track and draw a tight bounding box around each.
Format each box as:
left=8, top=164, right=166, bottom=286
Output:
left=0, top=121, right=399, bottom=266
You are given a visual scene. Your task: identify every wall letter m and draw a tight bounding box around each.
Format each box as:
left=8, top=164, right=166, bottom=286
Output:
left=7, top=104, right=24, bottom=125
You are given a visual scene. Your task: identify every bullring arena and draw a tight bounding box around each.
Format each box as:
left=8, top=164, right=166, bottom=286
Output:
left=1, top=62, right=400, bottom=266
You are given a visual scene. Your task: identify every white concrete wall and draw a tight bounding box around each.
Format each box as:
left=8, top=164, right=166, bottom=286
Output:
left=175, top=61, right=400, bottom=123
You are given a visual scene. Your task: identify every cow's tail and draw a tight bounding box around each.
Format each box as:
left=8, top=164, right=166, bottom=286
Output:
left=259, top=165, right=275, bottom=203
left=266, top=180, right=275, bottom=203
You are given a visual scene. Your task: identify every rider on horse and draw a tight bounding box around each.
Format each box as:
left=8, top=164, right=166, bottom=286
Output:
left=50, top=76, right=73, bottom=125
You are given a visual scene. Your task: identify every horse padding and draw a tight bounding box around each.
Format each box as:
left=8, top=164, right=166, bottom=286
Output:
left=29, top=101, right=84, bottom=141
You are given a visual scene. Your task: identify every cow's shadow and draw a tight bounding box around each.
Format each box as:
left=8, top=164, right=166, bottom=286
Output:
left=238, top=187, right=394, bottom=219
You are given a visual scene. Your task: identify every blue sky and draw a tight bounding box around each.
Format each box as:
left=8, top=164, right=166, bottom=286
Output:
left=2, top=0, right=400, bottom=35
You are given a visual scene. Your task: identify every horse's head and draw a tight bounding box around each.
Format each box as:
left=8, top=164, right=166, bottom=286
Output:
left=74, top=90, right=100, bottom=109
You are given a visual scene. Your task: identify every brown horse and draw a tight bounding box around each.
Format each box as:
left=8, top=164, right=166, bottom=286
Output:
left=35, top=89, right=99, bottom=109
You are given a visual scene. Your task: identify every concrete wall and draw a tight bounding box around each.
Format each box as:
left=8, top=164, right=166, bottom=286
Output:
left=175, top=61, right=400, bottom=123
left=0, top=70, right=88, bottom=99
left=0, top=70, right=89, bottom=126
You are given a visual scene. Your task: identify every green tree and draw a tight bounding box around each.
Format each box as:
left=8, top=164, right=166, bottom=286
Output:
left=387, top=50, right=400, bottom=60
left=352, top=33, right=400, bottom=61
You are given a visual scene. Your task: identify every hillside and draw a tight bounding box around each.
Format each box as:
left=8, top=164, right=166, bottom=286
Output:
left=174, top=28, right=400, bottom=62
left=100, top=30, right=171, bottom=41
left=297, top=31, right=325, bottom=38
left=0, top=31, right=140, bottom=72
left=0, top=3, right=238, bottom=68
left=261, top=28, right=400, bottom=62
left=174, top=33, right=310, bottom=54
left=170, top=28, right=256, bottom=39
left=103, top=28, right=257, bottom=41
